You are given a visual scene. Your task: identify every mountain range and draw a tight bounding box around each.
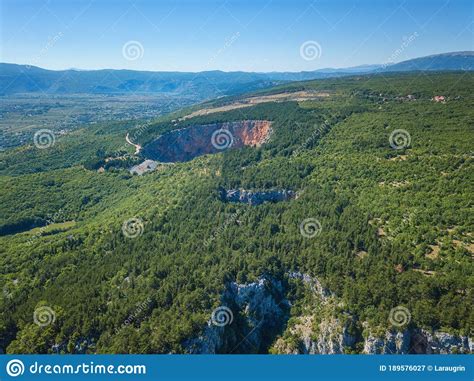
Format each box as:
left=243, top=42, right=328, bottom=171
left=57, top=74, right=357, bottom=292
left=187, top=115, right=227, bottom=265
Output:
left=1, top=51, right=473, bottom=98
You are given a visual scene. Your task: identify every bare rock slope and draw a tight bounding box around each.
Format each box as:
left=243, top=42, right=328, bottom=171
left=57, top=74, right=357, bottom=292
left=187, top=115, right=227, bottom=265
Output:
left=143, top=120, right=272, bottom=162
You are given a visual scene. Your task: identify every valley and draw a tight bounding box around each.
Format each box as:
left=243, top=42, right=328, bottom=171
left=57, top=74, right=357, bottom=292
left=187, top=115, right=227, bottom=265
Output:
left=0, top=94, right=197, bottom=151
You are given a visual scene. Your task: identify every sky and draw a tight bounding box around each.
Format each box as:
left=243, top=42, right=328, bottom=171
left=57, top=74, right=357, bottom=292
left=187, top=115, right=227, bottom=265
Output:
left=1, top=0, right=473, bottom=72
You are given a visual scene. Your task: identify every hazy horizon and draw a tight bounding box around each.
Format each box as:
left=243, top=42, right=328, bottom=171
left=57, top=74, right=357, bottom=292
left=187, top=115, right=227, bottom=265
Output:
left=3, top=49, right=473, bottom=73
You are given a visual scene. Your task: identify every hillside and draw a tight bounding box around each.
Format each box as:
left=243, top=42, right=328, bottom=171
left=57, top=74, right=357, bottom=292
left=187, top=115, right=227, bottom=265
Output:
left=385, top=51, right=474, bottom=72
left=0, top=72, right=473, bottom=354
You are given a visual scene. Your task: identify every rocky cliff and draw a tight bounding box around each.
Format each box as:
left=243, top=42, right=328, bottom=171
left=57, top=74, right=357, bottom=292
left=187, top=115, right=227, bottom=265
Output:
left=184, top=277, right=289, bottom=354
left=185, top=272, right=472, bottom=354
left=363, top=329, right=473, bottom=354
left=277, top=317, right=473, bottom=354
left=143, top=120, right=272, bottom=163
left=274, top=272, right=473, bottom=355
left=222, top=189, right=296, bottom=206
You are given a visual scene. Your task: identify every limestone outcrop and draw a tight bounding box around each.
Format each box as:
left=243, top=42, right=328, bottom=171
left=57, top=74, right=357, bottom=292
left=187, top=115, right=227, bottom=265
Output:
left=222, top=189, right=296, bottom=206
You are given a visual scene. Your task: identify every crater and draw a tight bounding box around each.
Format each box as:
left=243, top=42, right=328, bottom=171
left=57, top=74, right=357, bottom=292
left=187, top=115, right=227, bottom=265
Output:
left=142, top=120, right=272, bottom=163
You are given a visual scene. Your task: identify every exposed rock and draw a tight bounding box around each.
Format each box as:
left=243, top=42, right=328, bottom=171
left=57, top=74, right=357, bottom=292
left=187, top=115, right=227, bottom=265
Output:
left=421, top=331, right=473, bottom=354
left=185, top=272, right=472, bottom=354
left=129, top=159, right=158, bottom=175
left=273, top=272, right=358, bottom=354
left=288, top=271, right=331, bottom=302
left=183, top=323, right=226, bottom=354
left=276, top=314, right=357, bottom=354
left=223, top=189, right=296, bottom=206
left=184, top=277, right=289, bottom=354
left=363, top=330, right=411, bottom=354
left=363, top=329, right=472, bottom=354
left=278, top=272, right=473, bottom=355
left=143, top=120, right=272, bottom=162
left=51, top=337, right=96, bottom=354
left=313, top=316, right=357, bottom=354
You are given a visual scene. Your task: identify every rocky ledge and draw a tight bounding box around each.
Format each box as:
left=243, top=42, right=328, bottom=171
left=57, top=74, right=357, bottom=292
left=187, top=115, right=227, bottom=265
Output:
left=222, top=189, right=296, bottom=206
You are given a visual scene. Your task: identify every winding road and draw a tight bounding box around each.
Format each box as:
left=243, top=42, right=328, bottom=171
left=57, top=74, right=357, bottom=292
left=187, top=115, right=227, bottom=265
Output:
left=126, top=133, right=142, bottom=155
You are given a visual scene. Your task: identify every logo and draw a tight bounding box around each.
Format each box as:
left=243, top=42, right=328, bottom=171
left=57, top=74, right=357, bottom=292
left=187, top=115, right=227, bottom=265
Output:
left=33, top=306, right=56, bottom=327
left=122, top=41, right=144, bottom=61
left=389, top=306, right=411, bottom=327
left=6, top=359, right=25, bottom=377
left=299, top=218, right=322, bottom=238
left=211, top=129, right=234, bottom=150
left=389, top=129, right=411, bottom=150
left=300, top=40, right=322, bottom=61
left=211, top=306, right=234, bottom=327
left=122, top=218, right=144, bottom=238
left=33, top=129, right=56, bottom=149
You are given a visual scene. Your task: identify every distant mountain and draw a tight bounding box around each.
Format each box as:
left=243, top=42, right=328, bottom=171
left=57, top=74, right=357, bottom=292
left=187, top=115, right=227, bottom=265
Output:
left=312, top=64, right=384, bottom=74
left=0, top=51, right=472, bottom=97
left=0, top=64, right=283, bottom=99
left=383, top=51, right=474, bottom=72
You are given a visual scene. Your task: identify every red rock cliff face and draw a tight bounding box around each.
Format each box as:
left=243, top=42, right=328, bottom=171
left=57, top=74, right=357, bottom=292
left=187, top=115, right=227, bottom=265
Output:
left=238, top=120, right=272, bottom=146
left=143, top=120, right=272, bottom=162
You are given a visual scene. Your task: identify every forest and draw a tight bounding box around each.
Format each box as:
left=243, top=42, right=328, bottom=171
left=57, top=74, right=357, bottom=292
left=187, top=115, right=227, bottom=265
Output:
left=0, top=72, right=472, bottom=353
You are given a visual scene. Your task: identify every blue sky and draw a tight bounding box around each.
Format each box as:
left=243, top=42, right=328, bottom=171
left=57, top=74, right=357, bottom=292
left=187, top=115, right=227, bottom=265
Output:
left=1, top=0, right=473, bottom=72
